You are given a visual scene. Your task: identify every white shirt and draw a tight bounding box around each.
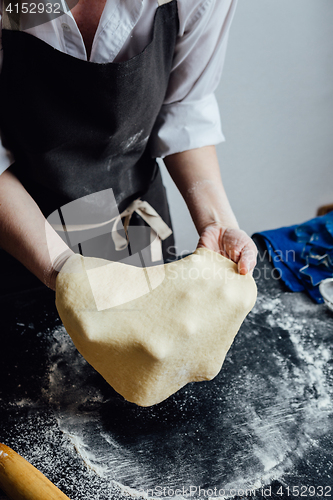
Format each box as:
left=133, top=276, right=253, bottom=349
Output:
left=0, top=0, right=237, bottom=175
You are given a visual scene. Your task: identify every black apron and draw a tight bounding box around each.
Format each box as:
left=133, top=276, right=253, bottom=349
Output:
left=0, top=1, right=179, bottom=294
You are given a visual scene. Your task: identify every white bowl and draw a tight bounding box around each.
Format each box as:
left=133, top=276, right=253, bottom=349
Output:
left=319, top=277, right=333, bottom=312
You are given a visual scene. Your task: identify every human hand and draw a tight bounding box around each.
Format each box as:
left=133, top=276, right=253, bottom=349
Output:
left=197, top=223, right=257, bottom=275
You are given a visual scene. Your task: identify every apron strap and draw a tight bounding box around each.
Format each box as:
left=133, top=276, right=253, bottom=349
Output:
left=2, top=0, right=21, bottom=30
left=111, top=199, right=173, bottom=262
left=51, top=199, right=173, bottom=263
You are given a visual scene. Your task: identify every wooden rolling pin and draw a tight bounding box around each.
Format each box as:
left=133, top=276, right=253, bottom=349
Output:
left=0, top=444, right=71, bottom=500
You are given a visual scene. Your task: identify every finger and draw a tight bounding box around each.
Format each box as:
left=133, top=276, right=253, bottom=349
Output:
left=238, top=240, right=258, bottom=275
left=220, top=229, right=248, bottom=263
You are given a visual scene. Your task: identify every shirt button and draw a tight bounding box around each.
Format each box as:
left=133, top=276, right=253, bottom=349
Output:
left=61, top=23, right=71, bottom=32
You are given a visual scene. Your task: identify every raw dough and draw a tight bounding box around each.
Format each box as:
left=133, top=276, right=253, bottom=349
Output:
left=56, top=248, right=257, bottom=406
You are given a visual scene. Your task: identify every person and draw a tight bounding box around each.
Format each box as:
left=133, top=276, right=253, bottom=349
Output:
left=0, top=0, right=257, bottom=295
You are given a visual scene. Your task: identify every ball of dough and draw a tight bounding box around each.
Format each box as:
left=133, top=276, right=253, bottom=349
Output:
left=56, top=248, right=257, bottom=406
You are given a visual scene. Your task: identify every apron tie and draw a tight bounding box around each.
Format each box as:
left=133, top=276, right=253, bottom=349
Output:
left=51, top=199, right=173, bottom=263
left=112, top=199, right=172, bottom=262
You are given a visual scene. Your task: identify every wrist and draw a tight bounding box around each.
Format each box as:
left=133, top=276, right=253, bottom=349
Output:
left=44, top=248, right=75, bottom=291
left=198, top=219, right=239, bottom=238
left=182, top=184, right=240, bottom=235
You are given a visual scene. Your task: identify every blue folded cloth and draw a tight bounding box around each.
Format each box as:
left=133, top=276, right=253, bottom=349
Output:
left=253, top=212, right=333, bottom=303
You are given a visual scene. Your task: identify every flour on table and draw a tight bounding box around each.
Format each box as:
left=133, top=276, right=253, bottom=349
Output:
left=5, top=289, right=333, bottom=500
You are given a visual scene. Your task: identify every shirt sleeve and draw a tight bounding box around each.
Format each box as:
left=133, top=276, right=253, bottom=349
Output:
left=150, top=0, right=238, bottom=159
left=0, top=11, right=15, bottom=175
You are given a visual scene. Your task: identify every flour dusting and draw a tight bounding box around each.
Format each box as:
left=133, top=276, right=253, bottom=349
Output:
left=36, top=289, right=332, bottom=498
left=1, top=284, right=332, bottom=500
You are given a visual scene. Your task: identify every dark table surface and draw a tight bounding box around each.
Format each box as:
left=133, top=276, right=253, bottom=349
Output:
left=0, top=241, right=332, bottom=500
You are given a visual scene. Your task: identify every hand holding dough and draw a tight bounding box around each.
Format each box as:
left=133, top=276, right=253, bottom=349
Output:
left=56, top=248, right=257, bottom=406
